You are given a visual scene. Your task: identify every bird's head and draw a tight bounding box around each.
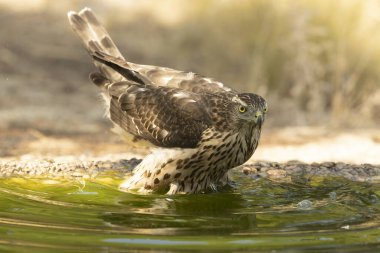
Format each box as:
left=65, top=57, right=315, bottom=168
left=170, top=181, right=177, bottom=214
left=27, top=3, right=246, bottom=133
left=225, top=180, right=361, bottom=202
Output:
left=231, top=93, right=267, bottom=127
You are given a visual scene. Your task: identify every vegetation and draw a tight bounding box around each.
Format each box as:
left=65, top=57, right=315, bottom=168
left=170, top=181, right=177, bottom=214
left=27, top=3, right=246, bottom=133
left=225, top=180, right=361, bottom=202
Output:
left=1, top=0, right=379, bottom=131
left=108, top=0, right=380, bottom=127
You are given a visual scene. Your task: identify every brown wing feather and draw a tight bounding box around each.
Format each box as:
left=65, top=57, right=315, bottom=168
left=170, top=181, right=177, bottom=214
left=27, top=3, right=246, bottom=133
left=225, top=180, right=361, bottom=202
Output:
left=108, top=83, right=212, bottom=148
left=133, top=65, right=235, bottom=93
left=90, top=50, right=235, bottom=94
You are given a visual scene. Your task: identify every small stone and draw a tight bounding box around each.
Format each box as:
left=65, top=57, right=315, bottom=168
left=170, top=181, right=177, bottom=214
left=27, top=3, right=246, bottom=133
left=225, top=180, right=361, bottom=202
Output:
left=322, top=162, right=336, bottom=168
left=287, top=160, right=302, bottom=165
left=255, top=161, right=270, bottom=167
left=328, top=191, right=337, bottom=201
left=370, top=194, right=378, bottom=203
left=267, top=169, right=287, bottom=179
left=297, top=199, right=313, bottom=209
left=260, top=166, right=273, bottom=172
left=335, top=162, right=346, bottom=170
left=242, top=167, right=257, bottom=175
left=290, top=166, right=305, bottom=174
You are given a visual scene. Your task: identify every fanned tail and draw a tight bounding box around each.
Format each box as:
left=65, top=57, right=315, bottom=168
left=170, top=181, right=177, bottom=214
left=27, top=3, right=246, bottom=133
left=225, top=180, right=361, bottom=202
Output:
left=67, top=7, right=125, bottom=82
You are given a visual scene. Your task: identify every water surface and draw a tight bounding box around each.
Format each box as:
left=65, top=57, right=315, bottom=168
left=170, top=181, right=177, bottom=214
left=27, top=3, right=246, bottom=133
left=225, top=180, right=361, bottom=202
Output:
left=0, top=171, right=379, bottom=252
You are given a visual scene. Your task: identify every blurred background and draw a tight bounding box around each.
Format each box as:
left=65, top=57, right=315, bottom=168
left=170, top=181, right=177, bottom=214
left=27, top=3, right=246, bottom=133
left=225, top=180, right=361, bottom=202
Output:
left=1, top=0, right=380, bottom=162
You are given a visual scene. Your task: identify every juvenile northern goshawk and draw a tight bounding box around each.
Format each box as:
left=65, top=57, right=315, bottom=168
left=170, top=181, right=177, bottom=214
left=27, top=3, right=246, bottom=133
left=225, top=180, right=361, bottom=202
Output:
left=68, top=8, right=267, bottom=194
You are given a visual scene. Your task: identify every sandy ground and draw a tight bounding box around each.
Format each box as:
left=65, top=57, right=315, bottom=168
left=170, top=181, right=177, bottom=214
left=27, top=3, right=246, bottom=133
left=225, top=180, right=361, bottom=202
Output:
left=254, top=127, right=380, bottom=165
left=1, top=127, right=379, bottom=165
left=1, top=127, right=379, bottom=183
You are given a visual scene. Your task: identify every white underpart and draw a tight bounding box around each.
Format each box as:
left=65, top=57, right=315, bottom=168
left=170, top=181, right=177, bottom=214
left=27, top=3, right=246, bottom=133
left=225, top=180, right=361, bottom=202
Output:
left=119, top=127, right=261, bottom=194
left=119, top=148, right=196, bottom=193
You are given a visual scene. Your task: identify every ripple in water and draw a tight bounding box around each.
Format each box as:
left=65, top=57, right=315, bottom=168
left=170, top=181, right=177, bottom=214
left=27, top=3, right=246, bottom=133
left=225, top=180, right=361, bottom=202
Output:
left=0, top=172, right=379, bottom=253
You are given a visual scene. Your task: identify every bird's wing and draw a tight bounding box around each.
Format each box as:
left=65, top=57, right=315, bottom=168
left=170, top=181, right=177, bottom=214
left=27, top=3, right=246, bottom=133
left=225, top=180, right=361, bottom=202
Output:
left=93, top=51, right=235, bottom=93
left=129, top=62, right=235, bottom=93
left=68, top=8, right=235, bottom=93
left=107, top=81, right=213, bottom=148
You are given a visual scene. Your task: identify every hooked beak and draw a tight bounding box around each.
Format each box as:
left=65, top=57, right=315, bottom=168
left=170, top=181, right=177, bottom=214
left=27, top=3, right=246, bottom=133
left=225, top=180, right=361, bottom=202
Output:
left=253, top=111, right=264, bottom=125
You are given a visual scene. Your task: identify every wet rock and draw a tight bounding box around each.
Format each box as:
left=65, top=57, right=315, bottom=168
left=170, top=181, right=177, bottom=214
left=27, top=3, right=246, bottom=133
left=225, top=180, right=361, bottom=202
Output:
left=297, top=199, right=313, bottom=209
left=335, top=162, right=346, bottom=170
left=322, top=162, right=336, bottom=168
left=0, top=158, right=380, bottom=183
left=267, top=169, right=287, bottom=179
left=242, top=167, right=257, bottom=175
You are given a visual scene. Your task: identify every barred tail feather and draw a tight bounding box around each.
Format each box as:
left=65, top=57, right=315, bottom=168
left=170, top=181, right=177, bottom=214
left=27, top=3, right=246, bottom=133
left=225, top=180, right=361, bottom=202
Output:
left=67, top=7, right=125, bottom=82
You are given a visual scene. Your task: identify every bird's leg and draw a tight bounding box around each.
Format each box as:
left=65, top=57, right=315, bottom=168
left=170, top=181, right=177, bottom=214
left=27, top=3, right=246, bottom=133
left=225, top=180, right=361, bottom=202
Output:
left=167, top=182, right=179, bottom=195
left=218, top=171, right=236, bottom=189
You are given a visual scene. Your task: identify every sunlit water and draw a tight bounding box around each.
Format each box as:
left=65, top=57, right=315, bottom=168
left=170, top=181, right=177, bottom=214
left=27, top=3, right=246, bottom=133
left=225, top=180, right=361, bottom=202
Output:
left=0, top=171, right=379, bottom=253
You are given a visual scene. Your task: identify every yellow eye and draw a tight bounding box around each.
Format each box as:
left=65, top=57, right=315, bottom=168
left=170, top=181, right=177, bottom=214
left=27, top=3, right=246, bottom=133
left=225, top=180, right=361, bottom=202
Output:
left=239, top=106, right=246, bottom=113
left=263, top=107, right=268, bottom=113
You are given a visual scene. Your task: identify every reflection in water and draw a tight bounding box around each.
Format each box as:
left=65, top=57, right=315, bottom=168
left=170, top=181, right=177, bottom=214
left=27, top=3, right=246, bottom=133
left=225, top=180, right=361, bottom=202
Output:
left=0, top=173, right=379, bottom=252
left=102, top=193, right=258, bottom=235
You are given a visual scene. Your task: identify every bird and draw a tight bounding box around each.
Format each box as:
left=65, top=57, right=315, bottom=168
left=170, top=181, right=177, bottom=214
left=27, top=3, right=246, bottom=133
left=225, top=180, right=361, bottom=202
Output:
left=67, top=8, right=267, bottom=194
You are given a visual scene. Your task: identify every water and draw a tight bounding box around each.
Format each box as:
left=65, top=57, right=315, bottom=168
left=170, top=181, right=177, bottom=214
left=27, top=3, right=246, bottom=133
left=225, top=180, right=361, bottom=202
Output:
left=0, top=171, right=379, bottom=253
